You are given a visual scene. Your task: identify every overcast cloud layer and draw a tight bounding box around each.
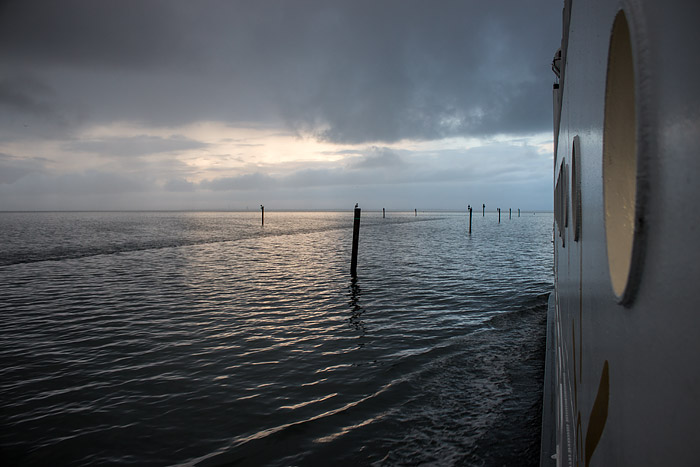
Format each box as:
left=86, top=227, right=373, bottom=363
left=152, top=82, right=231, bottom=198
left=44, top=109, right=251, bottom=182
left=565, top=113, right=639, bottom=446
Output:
left=0, top=0, right=560, bottom=211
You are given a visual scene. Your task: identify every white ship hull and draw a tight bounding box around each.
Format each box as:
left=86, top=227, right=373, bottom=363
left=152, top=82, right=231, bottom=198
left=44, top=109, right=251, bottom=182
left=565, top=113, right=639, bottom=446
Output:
left=544, top=1, right=700, bottom=465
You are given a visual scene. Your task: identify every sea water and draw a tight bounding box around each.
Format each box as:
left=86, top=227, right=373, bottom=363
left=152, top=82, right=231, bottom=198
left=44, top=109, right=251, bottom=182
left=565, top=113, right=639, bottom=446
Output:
left=0, top=211, right=553, bottom=466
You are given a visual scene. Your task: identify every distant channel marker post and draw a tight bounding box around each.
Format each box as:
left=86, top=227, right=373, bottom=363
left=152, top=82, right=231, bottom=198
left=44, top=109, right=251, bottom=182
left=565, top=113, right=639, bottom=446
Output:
left=261, top=205, right=264, bottom=226
left=469, top=206, right=473, bottom=234
left=351, top=204, right=361, bottom=277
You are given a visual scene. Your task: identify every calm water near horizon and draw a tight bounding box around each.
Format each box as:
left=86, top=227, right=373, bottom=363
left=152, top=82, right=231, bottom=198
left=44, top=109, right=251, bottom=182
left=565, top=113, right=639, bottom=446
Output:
left=0, top=211, right=553, bottom=466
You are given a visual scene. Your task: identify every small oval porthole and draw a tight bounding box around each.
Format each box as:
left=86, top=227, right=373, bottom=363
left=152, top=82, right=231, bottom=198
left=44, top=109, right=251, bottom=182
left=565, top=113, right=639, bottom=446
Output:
left=572, top=136, right=582, bottom=242
left=555, top=159, right=568, bottom=248
left=564, top=163, right=569, bottom=232
left=603, top=10, right=640, bottom=303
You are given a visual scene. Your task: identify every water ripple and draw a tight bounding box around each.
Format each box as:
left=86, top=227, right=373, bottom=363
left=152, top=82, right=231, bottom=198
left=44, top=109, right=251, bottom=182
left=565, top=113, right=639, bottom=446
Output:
left=0, top=212, right=552, bottom=466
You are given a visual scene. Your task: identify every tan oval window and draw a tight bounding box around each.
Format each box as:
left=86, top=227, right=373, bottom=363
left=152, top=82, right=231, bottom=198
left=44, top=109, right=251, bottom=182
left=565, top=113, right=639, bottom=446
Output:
left=603, top=11, right=637, bottom=301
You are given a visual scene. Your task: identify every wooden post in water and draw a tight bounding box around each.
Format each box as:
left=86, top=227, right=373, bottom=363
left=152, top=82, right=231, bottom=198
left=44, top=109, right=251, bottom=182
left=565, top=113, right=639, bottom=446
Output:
left=469, top=207, right=473, bottom=234
left=518, top=208, right=521, bottom=217
left=509, top=208, right=512, bottom=219
left=482, top=204, right=485, bottom=217
left=383, top=208, right=385, bottom=218
left=351, top=204, right=361, bottom=276
left=261, top=205, right=264, bottom=226
left=498, top=208, right=501, bottom=223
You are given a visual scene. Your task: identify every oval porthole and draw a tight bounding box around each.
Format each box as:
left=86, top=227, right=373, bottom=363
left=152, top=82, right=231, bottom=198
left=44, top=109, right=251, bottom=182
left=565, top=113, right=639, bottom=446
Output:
left=564, top=163, right=569, bottom=232
left=603, top=11, right=638, bottom=303
left=572, top=136, right=581, bottom=242
left=555, top=159, right=568, bottom=247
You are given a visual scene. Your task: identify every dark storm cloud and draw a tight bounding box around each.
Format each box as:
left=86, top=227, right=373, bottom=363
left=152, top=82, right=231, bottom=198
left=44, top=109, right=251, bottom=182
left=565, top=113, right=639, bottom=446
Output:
left=0, top=0, right=197, bottom=70
left=63, top=135, right=209, bottom=157
left=0, top=0, right=561, bottom=143
left=0, top=76, right=54, bottom=114
left=0, top=75, right=74, bottom=140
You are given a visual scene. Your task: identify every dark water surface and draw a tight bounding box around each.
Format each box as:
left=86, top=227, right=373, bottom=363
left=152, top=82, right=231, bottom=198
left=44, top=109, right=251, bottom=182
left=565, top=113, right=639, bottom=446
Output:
left=0, top=211, right=552, bottom=466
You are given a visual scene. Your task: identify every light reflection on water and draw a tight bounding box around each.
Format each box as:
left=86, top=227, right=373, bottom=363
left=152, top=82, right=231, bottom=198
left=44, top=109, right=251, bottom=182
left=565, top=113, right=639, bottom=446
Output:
left=0, top=211, right=552, bottom=466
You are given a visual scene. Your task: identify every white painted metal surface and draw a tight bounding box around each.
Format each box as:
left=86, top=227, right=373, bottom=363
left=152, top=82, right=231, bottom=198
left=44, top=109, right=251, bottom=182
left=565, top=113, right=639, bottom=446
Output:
left=546, top=0, right=700, bottom=465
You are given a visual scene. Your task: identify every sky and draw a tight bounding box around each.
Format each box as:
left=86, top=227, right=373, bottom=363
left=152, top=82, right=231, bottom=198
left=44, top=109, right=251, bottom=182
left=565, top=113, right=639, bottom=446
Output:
left=0, top=0, right=561, bottom=211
